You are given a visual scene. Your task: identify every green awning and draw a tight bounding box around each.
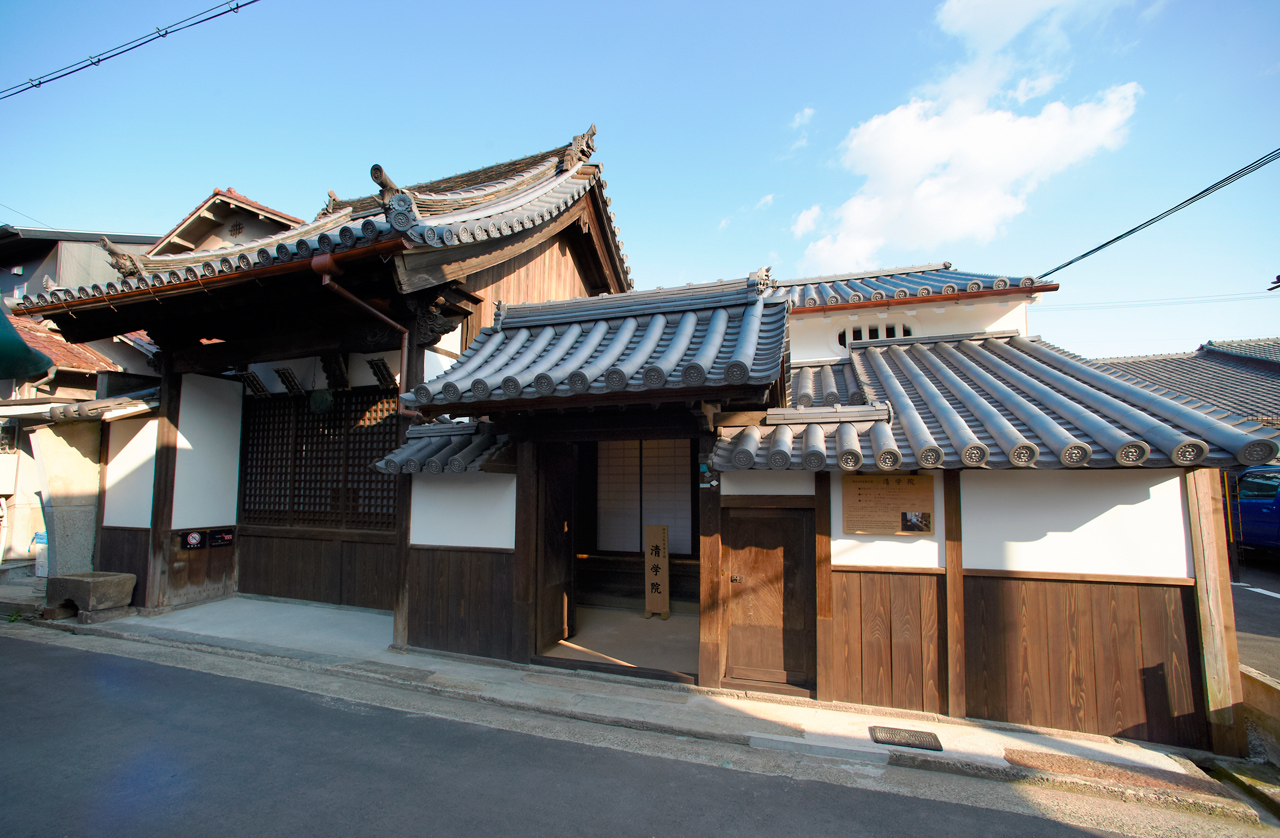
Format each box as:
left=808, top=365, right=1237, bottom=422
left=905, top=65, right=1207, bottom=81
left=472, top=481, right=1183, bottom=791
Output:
left=0, top=308, right=54, bottom=380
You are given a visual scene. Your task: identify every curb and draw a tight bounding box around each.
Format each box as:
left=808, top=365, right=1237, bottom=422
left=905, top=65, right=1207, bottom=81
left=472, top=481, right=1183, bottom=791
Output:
left=38, top=620, right=1260, bottom=825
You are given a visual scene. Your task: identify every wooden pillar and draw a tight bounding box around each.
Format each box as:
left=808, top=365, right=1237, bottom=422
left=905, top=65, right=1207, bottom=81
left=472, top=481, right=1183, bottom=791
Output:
left=146, top=365, right=181, bottom=611
left=698, top=437, right=723, bottom=688
left=92, top=419, right=110, bottom=571
left=391, top=342, right=424, bottom=650
left=943, top=469, right=966, bottom=718
left=815, top=471, right=834, bottom=701
left=1185, top=467, right=1247, bottom=757
left=510, top=440, right=538, bottom=664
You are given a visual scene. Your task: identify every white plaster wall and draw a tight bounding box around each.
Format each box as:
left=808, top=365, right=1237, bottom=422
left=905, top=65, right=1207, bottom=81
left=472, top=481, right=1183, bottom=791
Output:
left=830, top=471, right=946, bottom=568
left=348, top=350, right=400, bottom=389
left=960, top=469, right=1193, bottom=578
left=171, top=374, right=243, bottom=529
left=103, top=417, right=157, bottom=529
left=789, top=300, right=1031, bottom=365
left=720, top=469, right=815, bottom=496
left=410, top=472, right=517, bottom=549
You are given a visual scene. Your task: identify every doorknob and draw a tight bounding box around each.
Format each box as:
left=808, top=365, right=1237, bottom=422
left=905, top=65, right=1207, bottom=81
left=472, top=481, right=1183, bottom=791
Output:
left=730, top=575, right=744, bottom=583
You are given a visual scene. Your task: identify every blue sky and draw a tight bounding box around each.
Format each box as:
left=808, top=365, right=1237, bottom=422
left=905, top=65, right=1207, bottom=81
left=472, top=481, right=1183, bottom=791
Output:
left=0, top=0, right=1276, bottom=357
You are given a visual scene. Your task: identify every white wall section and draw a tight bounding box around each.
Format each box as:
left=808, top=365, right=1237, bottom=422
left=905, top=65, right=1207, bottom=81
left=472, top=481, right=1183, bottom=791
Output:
left=171, top=374, right=243, bottom=529
left=960, top=469, right=1193, bottom=578
left=720, top=469, right=814, bottom=496
left=830, top=471, right=945, bottom=568
left=410, top=472, right=517, bottom=549
left=103, top=417, right=157, bottom=528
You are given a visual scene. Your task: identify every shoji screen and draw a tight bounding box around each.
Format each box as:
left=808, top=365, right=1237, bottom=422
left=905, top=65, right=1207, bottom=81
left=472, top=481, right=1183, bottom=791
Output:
left=597, top=439, right=691, bottom=554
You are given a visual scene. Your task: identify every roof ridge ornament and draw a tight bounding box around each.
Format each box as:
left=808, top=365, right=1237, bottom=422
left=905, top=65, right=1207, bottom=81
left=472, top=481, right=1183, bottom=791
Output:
left=98, top=236, right=145, bottom=278
left=560, top=124, right=597, bottom=171
left=370, top=164, right=421, bottom=232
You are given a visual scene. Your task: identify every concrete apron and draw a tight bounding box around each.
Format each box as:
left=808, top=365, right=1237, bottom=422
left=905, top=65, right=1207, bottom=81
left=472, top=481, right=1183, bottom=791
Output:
left=37, top=594, right=1261, bottom=823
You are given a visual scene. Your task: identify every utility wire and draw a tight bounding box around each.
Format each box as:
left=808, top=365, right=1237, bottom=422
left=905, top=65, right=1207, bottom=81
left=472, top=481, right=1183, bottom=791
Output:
left=1037, top=291, right=1278, bottom=312
left=1037, top=144, right=1280, bottom=280
left=0, top=201, right=53, bottom=228
left=0, top=1, right=261, bottom=102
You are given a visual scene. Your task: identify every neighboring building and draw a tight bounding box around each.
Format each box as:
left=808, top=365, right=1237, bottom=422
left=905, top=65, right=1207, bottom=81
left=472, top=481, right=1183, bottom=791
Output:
left=384, top=263, right=1277, bottom=757
left=10, top=126, right=629, bottom=615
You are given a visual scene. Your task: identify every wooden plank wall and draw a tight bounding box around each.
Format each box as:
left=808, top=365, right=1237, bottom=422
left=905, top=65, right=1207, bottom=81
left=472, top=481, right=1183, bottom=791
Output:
left=237, top=530, right=397, bottom=610
left=97, top=526, right=150, bottom=607
left=461, top=236, right=591, bottom=346
left=964, top=576, right=1208, bottom=749
left=406, top=546, right=515, bottom=660
left=166, top=531, right=235, bottom=607
left=829, top=570, right=944, bottom=712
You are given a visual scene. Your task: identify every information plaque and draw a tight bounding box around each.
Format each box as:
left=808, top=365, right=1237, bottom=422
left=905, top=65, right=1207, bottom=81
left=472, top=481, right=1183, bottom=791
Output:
left=842, top=473, right=935, bottom=536
left=643, top=524, right=670, bottom=619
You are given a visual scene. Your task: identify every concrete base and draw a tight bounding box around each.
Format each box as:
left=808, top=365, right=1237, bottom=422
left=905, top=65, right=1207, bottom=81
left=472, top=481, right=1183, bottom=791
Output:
left=542, top=606, right=699, bottom=673
left=47, top=572, right=137, bottom=614
left=77, top=605, right=137, bottom=624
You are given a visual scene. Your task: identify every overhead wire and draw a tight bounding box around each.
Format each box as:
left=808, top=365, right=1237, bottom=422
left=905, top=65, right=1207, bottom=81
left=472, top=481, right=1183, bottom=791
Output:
left=1037, top=291, right=1278, bottom=312
left=1037, top=145, right=1280, bottom=280
left=0, top=1, right=261, bottom=102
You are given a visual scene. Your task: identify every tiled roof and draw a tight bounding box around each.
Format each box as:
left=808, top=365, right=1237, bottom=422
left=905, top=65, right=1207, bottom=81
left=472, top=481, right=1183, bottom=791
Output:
left=1097, top=339, right=1280, bottom=428
left=399, top=274, right=784, bottom=410
left=373, top=422, right=509, bottom=474
left=13, top=128, right=629, bottom=316
left=7, top=316, right=118, bottom=372
left=149, top=187, right=303, bottom=256
left=775, top=264, right=1050, bottom=308
left=46, top=388, right=158, bottom=422
left=712, top=332, right=1280, bottom=472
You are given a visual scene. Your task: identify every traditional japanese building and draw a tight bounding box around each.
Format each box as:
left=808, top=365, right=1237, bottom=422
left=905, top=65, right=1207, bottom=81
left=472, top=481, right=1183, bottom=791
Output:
left=11, top=126, right=629, bottom=613
left=386, top=262, right=1278, bottom=756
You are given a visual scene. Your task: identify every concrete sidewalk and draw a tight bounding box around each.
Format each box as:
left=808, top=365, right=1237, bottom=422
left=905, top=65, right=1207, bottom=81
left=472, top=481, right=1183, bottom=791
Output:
left=22, top=595, right=1268, bottom=824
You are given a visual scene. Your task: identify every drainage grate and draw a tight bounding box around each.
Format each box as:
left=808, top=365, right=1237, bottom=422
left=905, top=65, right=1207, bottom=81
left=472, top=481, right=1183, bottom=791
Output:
left=869, top=726, right=943, bottom=751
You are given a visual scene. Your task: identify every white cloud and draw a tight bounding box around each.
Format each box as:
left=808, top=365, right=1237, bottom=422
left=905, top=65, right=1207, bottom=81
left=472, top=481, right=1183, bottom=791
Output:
left=792, top=205, right=822, bottom=238
left=798, top=0, right=1140, bottom=274
left=756, top=194, right=774, bottom=210
left=718, top=218, right=731, bottom=231
left=804, top=84, right=1139, bottom=272
left=790, top=135, right=809, bottom=151
left=791, top=107, right=815, bottom=129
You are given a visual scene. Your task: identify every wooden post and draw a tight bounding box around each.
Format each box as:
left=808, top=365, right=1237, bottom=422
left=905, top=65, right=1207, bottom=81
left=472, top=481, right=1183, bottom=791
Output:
left=92, top=419, right=110, bottom=571
left=510, top=440, right=538, bottom=664
left=943, top=470, right=966, bottom=718
left=815, top=471, right=834, bottom=701
left=698, top=437, right=723, bottom=688
left=392, top=341, right=424, bottom=650
left=146, top=365, right=181, bottom=611
left=1185, top=467, right=1247, bottom=757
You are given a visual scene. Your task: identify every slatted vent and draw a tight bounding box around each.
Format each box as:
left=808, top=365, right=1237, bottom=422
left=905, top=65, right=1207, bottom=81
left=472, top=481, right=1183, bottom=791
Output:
left=241, top=387, right=399, bottom=530
left=868, top=726, right=943, bottom=751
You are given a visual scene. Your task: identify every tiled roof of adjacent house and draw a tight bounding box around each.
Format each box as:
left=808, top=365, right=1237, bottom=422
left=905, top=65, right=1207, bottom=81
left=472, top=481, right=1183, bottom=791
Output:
left=1096, top=337, right=1280, bottom=428
left=373, top=422, right=510, bottom=474
left=774, top=263, right=1052, bottom=308
left=7, top=315, right=118, bottom=372
left=712, top=331, right=1280, bottom=473
left=12, top=127, right=629, bottom=315
left=399, top=273, right=784, bottom=411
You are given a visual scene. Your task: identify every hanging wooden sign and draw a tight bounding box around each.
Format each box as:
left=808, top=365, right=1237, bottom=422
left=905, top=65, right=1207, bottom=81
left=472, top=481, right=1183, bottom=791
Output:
left=643, top=524, right=670, bottom=619
left=842, top=473, right=934, bottom=536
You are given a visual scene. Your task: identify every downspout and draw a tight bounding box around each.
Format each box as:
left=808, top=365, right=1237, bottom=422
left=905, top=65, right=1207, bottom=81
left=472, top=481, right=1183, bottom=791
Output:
left=311, top=254, right=417, bottom=418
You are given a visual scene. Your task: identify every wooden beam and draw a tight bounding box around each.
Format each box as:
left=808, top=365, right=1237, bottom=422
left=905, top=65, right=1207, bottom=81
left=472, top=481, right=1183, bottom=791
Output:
left=943, top=470, right=965, bottom=718
left=1185, top=467, right=1247, bottom=756
left=391, top=343, right=424, bottom=650
left=92, top=419, right=109, bottom=571
left=146, top=364, right=181, bottom=610
left=510, top=440, right=538, bottom=664
left=698, top=436, right=723, bottom=688
left=815, top=471, right=834, bottom=701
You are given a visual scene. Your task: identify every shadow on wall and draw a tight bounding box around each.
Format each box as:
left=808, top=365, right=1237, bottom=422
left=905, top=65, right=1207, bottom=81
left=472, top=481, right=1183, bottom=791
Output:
left=966, top=470, right=1163, bottom=544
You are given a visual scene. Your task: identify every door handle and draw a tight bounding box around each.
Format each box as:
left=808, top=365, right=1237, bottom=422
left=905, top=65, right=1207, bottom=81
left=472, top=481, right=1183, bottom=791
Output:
left=730, top=575, right=744, bottom=583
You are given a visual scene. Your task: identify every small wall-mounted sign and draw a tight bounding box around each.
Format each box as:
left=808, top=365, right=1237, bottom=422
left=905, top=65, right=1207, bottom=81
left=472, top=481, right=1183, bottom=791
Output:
left=644, top=524, right=670, bottom=620
left=208, top=529, right=234, bottom=548
left=842, top=473, right=935, bottom=536
left=182, top=530, right=207, bottom=550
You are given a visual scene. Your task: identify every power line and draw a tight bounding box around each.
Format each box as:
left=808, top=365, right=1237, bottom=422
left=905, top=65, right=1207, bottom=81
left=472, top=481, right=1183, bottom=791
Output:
left=0, top=1, right=261, bottom=103
left=1036, top=290, right=1278, bottom=312
left=1037, top=144, right=1280, bottom=280
left=0, top=201, right=54, bottom=228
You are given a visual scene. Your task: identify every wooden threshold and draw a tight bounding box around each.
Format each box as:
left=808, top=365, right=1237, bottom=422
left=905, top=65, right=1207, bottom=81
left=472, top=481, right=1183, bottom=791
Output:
left=531, top=655, right=697, bottom=685
left=831, top=564, right=945, bottom=575
left=719, top=677, right=815, bottom=699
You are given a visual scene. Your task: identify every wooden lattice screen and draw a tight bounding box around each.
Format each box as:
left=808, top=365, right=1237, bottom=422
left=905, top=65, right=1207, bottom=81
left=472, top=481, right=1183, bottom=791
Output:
left=240, top=388, right=399, bottom=531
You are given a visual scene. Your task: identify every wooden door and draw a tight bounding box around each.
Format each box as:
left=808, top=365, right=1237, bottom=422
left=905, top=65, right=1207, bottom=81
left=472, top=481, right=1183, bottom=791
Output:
left=537, top=442, right=577, bottom=653
left=722, top=507, right=816, bottom=687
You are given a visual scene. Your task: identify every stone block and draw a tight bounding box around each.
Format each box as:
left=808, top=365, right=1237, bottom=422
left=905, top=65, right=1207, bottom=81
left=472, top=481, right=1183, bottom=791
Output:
left=46, top=572, right=136, bottom=614
left=76, top=605, right=137, bottom=624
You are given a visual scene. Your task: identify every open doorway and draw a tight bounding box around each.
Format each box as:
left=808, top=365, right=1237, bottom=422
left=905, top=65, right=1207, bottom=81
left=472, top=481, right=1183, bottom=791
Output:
left=535, top=438, right=699, bottom=681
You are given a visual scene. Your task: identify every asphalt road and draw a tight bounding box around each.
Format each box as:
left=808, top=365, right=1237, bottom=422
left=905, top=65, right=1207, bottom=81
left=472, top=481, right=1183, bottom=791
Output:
left=1235, top=549, right=1280, bottom=681
left=0, top=636, right=1128, bottom=838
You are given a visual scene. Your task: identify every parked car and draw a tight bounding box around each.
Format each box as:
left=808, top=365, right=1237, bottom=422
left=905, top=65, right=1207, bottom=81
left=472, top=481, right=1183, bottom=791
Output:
left=1238, top=466, right=1280, bottom=552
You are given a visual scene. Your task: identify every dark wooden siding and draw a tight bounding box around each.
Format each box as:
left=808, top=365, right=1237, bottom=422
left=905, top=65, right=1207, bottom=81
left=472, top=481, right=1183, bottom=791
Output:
left=167, top=534, right=235, bottom=607
left=964, top=576, right=1208, bottom=749
left=407, top=546, right=515, bottom=660
left=97, top=527, right=150, bottom=607
left=829, top=570, right=943, bottom=712
left=460, top=236, right=592, bottom=347
left=237, top=529, right=397, bottom=610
